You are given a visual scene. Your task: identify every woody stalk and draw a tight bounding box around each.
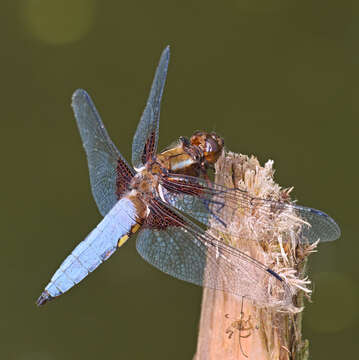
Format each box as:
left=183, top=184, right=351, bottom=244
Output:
left=194, top=151, right=317, bottom=360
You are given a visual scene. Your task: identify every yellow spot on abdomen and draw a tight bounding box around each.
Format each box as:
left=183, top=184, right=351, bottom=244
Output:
left=131, top=223, right=141, bottom=233
left=118, top=235, right=129, bottom=248
left=118, top=223, right=141, bottom=247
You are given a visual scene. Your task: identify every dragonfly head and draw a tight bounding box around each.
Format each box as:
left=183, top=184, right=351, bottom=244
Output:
left=190, top=131, right=224, bottom=166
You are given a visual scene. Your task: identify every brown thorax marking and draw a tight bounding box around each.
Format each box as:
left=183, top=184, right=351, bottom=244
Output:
left=156, top=141, right=201, bottom=176
left=127, top=159, right=166, bottom=222
left=155, top=132, right=224, bottom=177
left=130, top=163, right=161, bottom=196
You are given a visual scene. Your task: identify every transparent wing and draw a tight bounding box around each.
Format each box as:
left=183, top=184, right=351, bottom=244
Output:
left=160, top=174, right=341, bottom=244
left=136, top=199, right=292, bottom=307
left=72, top=89, right=135, bottom=216
left=131, top=46, right=170, bottom=170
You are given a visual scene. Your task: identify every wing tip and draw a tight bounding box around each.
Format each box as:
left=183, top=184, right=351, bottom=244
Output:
left=304, top=207, right=341, bottom=242
left=160, top=45, right=170, bottom=67
left=163, top=45, right=170, bottom=56
left=320, top=210, right=341, bottom=241
left=329, top=217, right=341, bottom=241
left=329, top=213, right=341, bottom=240
left=71, top=88, right=90, bottom=106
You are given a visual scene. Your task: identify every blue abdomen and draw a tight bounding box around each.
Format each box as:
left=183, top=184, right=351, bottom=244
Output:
left=37, top=197, right=138, bottom=305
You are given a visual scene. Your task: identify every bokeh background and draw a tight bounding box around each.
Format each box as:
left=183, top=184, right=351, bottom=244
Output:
left=1, top=1, right=358, bottom=359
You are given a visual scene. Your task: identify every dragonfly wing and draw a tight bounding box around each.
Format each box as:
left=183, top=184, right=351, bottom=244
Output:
left=160, top=185, right=211, bottom=225
left=37, top=197, right=139, bottom=305
left=72, top=89, right=135, bottom=216
left=292, top=205, right=341, bottom=243
left=160, top=174, right=341, bottom=243
left=131, top=46, right=170, bottom=170
left=136, top=198, right=292, bottom=307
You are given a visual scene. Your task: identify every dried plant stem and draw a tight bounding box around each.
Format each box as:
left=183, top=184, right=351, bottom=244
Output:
left=194, top=152, right=312, bottom=360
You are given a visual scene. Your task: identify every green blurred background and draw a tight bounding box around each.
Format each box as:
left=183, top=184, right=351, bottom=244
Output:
left=1, top=0, right=357, bottom=359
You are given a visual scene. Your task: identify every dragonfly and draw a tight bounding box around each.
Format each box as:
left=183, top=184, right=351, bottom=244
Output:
left=37, top=46, right=340, bottom=307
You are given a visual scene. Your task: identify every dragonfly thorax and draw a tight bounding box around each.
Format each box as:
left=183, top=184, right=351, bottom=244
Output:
left=155, top=132, right=224, bottom=177
left=130, top=167, right=161, bottom=198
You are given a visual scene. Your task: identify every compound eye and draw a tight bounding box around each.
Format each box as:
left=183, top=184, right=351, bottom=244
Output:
left=211, top=133, right=224, bottom=146
left=204, top=134, right=224, bottom=164
left=205, top=137, right=217, bottom=154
